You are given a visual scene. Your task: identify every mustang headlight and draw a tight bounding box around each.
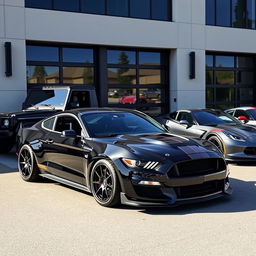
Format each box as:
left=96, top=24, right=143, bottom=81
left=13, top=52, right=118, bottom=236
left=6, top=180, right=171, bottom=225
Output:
left=122, top=158, right=159, bottom=170
left=223, top=131, right=246, bottom=142
left=3, top=119, right=9, bottom=128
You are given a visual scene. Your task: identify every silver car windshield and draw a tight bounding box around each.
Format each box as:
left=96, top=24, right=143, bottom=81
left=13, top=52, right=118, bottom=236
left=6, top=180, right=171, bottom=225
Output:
left=26, top=89, right=69, bottom=110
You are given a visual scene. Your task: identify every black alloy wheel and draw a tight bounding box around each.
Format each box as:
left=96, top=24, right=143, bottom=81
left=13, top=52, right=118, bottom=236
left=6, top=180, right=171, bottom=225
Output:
left=18, top=144, right=39, bottom=182
left=90, top=159, right=120, bottom=207
left=208, top=136, right=224, bottom=153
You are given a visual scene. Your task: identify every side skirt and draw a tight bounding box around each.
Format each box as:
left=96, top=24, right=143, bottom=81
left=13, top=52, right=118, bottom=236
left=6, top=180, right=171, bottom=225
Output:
left=39, top=173, right=91, bottom=193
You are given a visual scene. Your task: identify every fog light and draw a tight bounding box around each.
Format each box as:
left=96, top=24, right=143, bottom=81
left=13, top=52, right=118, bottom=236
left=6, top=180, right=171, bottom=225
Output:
left=3, top=119, right=9, bottom=127
left=138, top=181, right=161, bottom=186
left=225, top=182, right=230, bottom=191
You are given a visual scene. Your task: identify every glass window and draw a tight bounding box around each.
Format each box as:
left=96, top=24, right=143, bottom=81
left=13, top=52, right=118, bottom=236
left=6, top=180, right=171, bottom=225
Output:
left=81, top=0, right=105, bottom=14
left=43, top=117, right=55, bottom=130
left=108, top=88, right=136, bottom=104
left=139, top=52, right=161, bottom=65
left=26, top=46, right=59, bottom=62
left=240, top=88, right=254, bottom=101
left=130, top=0, right=150, bottom=19
left=206, top=71, right=213, bottom=85
left=139, top=69, right=161, bottom=84
left=206, top=88, right=214, bottom=102
left=63, top=67, right=94, bottom=84
left=206, top=0, right=216, bottom=25
left=206, top=55, right=214, bottom=67
left=216, top=71, right=235, bottom=85
left=238, top=71, right=254, bottom=85
left=139, top=88, right=162, bottom=104
left=177, top=112, right=194, bottom=123
left=107, top=0, right=129, bottom=16
left=232, top=0, right=246, bottom=28
left=215, top=56, right=234, bottom=68
left=107, top=50, right=136, bottom=65
left=247, top=0, right=256, bottom=28
left=152, top=0, right=170, bottom=21
left=216, top=0, right=231, bottom=26
left=63, top=48, right=94, bottom=63
left=108, top=68, right=136, bottom=84
left=54, top=0, right=80, bottom=12
left=216, top=88, right=235, bottom=102
left=25, top=0, right=52, bottom=9
left=237, top=56, right=255, bottom=68
left=27, top=66, right=59, bottom=84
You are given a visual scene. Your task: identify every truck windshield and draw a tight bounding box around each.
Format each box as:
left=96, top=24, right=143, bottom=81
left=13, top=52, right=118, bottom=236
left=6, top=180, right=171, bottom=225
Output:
left=25, top=89, right=69, bottom=110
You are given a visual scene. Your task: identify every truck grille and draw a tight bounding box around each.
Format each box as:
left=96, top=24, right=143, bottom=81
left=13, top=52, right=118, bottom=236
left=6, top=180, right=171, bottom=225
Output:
left=168, top=158, right=226, bottom=178
left=175, top=180, right=224, bottom=199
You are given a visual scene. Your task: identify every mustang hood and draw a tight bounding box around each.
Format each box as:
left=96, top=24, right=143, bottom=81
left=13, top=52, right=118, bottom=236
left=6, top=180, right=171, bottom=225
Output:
left=109, top=133, right=221, bottom=162
left=0, top=109, right=59, bottom=118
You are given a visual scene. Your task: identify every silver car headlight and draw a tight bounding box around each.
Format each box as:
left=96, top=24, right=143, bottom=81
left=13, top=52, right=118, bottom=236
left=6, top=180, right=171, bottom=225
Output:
left=223, top=130, right=246, bottom=142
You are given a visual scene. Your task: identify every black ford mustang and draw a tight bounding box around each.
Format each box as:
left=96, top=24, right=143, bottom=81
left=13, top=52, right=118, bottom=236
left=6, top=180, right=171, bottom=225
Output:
left=18, top=108, right=232, bottom=207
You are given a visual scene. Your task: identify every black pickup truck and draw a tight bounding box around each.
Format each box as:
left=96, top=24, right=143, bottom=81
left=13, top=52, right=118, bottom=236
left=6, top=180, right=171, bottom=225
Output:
left=0, top=85, right=98, bottom=153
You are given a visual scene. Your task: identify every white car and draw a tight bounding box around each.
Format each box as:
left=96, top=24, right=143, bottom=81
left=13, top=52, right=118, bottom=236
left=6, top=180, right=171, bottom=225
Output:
left=225, top=107, right=256, bottom=126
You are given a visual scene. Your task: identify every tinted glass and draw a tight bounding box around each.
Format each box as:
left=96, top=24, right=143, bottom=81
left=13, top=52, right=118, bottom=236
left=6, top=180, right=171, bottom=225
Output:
left=107, top=50, right=136, bottom=64
left=63, top=67, right=94, bottom=84
left=216, top=0, right=231, bottom=26
left=206, top=88, right=214, bottom=102
left=26, top=46, right=59, bottom=62
left=43, top=117, right=55, bottom=130
left=26, top=0, right=52, bottom=8
left=82, top=112, right=164, bottom=137
left=63, top=48, right=94, bottom=63
left=240, top=88, right=254, bottom=101
left=237, top=56, right=255, bottom=68
left=206, top=0, right=215, bottom=25
left=108, top=88, right=136, bottom=104
left=247, top=109, right=256, bottom=118
left=152, top=0, right=170, bottom=21
left=194, top=111, right=239, bottom=125
left=216, top=88, right=235, bottom=101
left=130, top=0, right=150, bottom=19
left=206, top=71, right=213, bottom=85
left=107, top=0, right=128, bottom=16
left=139, top=88, right=162, bottom=104
left=247, top=0, right=256, bottom=28
left=139, top=52, right=161, bottom=65
left=81, top=0, right=105, bottom=14
left=238, top=71, right=254, bottom=85
left=215, top=56, right=234, bottom=67
left=232, top=0, right=246, bottom=28
left=139, top=69, right=161, bottom=84
left=216, top=71, right=235, bottom=85
left=206, top=55, right=214, bottom=67
left=108, top=68, right=136, bottom=84
left=54, top=0, right=80, bottom=12
left=26, top=89, right=69, bottom=109
left=27, top=66, right=59, bottom=84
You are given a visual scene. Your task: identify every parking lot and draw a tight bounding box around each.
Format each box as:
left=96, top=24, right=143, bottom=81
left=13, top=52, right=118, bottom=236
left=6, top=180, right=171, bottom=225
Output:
left=0, top=153, right=256, bottom=256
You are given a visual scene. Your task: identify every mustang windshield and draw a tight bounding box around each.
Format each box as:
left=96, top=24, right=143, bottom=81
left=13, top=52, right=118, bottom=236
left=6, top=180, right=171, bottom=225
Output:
left=82, top=112, right=165, bottom=137
left=25, top=88, right=69, bottom=110
left=194, top=111, right=241, bottom=126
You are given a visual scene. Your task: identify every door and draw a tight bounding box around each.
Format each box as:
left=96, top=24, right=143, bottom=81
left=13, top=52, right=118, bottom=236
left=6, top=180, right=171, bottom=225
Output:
left=44, top=115, right=89, bottom=185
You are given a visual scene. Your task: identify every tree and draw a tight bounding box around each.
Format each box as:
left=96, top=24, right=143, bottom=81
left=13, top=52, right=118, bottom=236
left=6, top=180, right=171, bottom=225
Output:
left=32, top=66, right=47, bottom=83
left=117, top=52, right=132, bottom=84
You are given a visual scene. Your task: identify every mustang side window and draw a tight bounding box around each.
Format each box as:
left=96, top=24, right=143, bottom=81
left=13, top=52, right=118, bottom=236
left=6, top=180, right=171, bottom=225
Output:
left=55, top=116, right=82, bottom=135
left=42, top=117, right=55, bottom=131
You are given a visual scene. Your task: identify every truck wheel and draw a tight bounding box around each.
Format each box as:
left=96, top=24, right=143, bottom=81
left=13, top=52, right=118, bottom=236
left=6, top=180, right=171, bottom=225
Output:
left=0, top=139, right=14, bottom=154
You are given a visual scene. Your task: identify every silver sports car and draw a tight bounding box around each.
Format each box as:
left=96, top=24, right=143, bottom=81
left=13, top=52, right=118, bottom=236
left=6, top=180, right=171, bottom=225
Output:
left=158, top=109, right=256, bottom=162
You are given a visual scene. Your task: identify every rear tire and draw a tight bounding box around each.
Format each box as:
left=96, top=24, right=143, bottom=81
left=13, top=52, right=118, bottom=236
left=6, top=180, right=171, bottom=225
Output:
left=90, top=159, right=120, bottom=207
left=208, top=136, right=224, bottom=153
left=18, top=144, right=40, bottom=182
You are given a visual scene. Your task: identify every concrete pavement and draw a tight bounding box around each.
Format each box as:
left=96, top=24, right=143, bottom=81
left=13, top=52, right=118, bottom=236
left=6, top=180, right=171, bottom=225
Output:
left=0, top=154, right=256, bottom=256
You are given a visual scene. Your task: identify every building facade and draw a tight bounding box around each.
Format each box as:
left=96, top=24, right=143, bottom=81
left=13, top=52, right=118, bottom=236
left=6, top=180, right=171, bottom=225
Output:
left=1, top=0, right=256, bottom=114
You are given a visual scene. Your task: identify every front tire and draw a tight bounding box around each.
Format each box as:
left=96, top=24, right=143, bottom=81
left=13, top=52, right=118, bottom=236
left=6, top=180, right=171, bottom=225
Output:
left=90, top=159, right=120, bottom=207
left=208, top=136, right=224, bottom=153
left=18, top=144, right=40, bottom=182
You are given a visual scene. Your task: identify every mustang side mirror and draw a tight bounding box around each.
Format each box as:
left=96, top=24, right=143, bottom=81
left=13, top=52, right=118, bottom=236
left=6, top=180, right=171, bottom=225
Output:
left=238, top=116, right=249, bottom=124
left=179, top=120, right=192, bottom=128
left=62, top=129, right=77, bottom=138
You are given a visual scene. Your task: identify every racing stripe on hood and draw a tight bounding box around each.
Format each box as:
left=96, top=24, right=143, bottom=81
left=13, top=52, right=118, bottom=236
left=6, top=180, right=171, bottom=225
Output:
left=177, top=145, right=210, bottom=159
